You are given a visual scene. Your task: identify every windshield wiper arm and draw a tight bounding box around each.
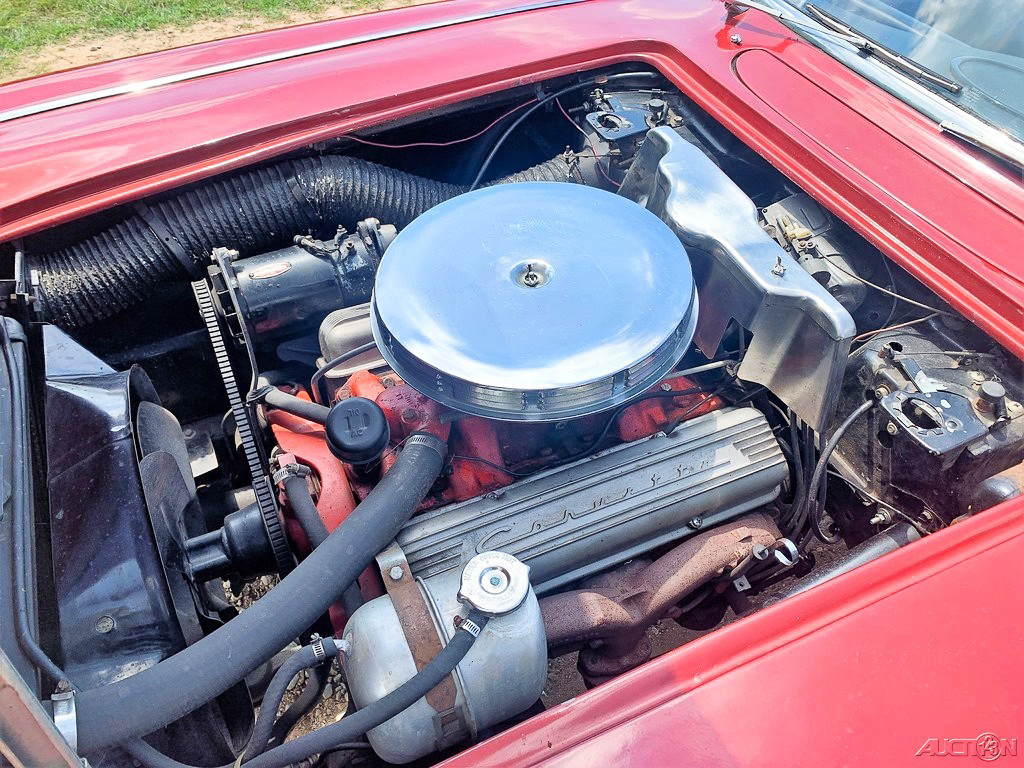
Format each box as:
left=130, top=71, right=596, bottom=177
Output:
left=940, top=120, right=1024, bottom=171
left=804, top=3, right=961, bottom=93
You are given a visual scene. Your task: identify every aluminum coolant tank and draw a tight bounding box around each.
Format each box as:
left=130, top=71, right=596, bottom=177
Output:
left=370, top=182, right=698, bottom=421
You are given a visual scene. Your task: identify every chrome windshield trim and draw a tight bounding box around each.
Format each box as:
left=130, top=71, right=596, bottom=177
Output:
left=0, top=0, right=587, bottom=124
left=743, top=0, right=1024, bottom=172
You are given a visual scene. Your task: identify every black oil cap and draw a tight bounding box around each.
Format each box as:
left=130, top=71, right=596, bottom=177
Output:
left=325, top=397, right=390, bottom=464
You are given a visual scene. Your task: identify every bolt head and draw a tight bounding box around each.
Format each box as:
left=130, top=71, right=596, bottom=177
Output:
left=95, top=615, right=115, bottom=634
left=688, top=516, right=704, bottom=530
left=480, top=566, right=510, bottom=595
left=885, top=422, right=900, bottom=436
left=873, top=386, right=890, bottom=398
left=730, top=33, right=743, bottom=44
left=389, top=565, right=404, bottom=581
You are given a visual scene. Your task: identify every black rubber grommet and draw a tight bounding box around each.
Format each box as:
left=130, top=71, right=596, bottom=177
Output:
left=325, top=397, right=390, bottom=465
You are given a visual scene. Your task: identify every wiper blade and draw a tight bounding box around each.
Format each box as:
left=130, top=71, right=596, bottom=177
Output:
left=724, top=2, right=938, bottom=56
left=804, top=3, right=961, bottom=93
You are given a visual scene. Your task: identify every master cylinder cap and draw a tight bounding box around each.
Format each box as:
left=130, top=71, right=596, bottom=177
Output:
left=370, top=182, right=698, bottom=421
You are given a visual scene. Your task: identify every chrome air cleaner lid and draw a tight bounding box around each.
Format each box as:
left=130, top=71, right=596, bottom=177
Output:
left=370, top=182, right=698, bottom=421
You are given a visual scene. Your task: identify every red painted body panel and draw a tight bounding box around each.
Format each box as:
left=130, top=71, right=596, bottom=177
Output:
left=1, top=1, right=1022, bottom=764
left=0, top=0, right=1022, bottom=357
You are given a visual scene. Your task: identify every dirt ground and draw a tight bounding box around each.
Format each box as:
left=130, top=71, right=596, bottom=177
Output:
left=3, top=0, right=426, bottom=82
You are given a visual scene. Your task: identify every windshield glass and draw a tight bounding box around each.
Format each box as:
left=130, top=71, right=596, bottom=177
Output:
left=789, top=0, right=1024, bottom=143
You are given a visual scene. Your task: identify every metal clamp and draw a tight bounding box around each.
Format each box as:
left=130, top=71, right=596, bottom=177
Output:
left=310, top=635, right=329, bottom=663
left=51, top=690, right=78, bottom=754
left=732, top=537, right=800, bottom=590
left=376, top=543, right=457, bottom=715
left=271, top=462, right=312, bottom=485
left=457, top=618, right=482, bottom=638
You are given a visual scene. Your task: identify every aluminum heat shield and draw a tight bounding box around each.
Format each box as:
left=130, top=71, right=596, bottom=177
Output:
left=619, top=128, right=856, bottom=431
left=395, top=407, right=786, bottom=594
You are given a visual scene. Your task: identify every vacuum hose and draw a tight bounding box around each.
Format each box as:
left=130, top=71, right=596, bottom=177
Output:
left=74, top=432, right=447, bottom=753
left=31, top=154, right=577, bottom=327
left=122, top=609, right=489, bottom=768
left=245, top=610, right=489, bottom=768
left=244, top=637, right=341, bottom=760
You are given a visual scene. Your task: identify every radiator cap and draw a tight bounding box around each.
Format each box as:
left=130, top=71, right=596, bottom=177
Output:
left=370, top=182, right=697, bottom=421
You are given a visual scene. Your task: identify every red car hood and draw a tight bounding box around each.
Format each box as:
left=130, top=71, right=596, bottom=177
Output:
left=1, top=4, right=1023, bottom=764
left=1, top=0, right=1021, bottom=358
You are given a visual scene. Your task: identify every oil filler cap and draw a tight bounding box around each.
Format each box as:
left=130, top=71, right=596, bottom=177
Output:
left=325, top=397, right=390, bottom=465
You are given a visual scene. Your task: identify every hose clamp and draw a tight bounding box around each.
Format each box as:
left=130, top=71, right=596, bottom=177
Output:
left=310, top=636, right=329, bottom=663
left=403, top=432, right=448, bottom=461
left=51, top=689, right=77, bottom=754
left=247, top=384, right=275, bottom=405
left=457, top=618, right=482, bottom=637
left=271, top=462, right=312, bottom=485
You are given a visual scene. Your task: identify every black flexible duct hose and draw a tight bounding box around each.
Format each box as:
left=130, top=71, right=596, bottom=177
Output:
left=75, top=432, right=447, bottom=753
left=31, top=155, right=577, bottom=328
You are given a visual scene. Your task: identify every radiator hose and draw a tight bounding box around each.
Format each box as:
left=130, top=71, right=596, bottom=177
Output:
left=73, top=432, right=447, bottom=754
left=30, top=154, right=577, bottom=328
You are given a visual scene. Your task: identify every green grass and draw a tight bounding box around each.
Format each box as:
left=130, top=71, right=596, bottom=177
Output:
left=0, top=0, right=341, bottom=77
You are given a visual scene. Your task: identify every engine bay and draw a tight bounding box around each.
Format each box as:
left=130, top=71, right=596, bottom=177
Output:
left=3, top=65, right=1023, bottom=767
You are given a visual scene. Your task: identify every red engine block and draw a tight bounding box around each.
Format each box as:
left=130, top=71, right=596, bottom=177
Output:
left=267, top=370, right=723, bottom=629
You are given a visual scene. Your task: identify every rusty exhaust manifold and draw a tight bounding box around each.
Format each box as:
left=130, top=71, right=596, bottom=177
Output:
left=540, top=513, right=781, bottom=685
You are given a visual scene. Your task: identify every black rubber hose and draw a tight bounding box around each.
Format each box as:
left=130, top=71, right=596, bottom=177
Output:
left=283, top=473, right=330, bottom=548
left=122, top=738, right=371, bottom=768
left=283, top=471, right=364, bottom=615
left=245, top=638, right=340, bottom=760
left=31, top=154, right=577, bottom=328
left=310, top=341, right=378, bottom=405
left=266, top=663, right=330, bottom=749
left=255, top=386, right=331, bottom=424
left=122, top=610, right=487, bottom=768
left=74, top=432, right=447, bottom=753
left=244, top=611, right=490, bottom=768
